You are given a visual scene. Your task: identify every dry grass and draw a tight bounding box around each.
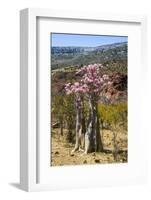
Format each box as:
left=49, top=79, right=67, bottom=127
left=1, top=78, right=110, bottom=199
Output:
left=51, top=128, right=128, bottom=166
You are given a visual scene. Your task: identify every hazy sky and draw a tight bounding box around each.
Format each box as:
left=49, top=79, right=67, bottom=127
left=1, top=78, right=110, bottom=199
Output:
left=51, top=33, right=128, bottom=47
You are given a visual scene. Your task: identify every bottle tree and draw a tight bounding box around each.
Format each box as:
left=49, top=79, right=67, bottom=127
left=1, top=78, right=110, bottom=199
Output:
left=65, top=82, right=86, bottom=152
left=65, top=64, right=109, bottom=154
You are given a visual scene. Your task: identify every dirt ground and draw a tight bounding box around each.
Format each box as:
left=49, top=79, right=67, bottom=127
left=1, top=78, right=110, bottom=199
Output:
left=51, top=128, right=128, bottom=166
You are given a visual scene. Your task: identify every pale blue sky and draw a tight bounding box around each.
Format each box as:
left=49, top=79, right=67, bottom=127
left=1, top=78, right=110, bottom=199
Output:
left=51, top=33, right=128, bottom=47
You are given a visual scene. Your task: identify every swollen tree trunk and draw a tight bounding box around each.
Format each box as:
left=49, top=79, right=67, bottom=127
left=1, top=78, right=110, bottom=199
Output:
left=84, top=98, right=103, bottom=153
left=73, top=108, right=82, bottom=151
left=95, top=104, right=103, bottom=152
left=72, top=96, right=85, bottom=152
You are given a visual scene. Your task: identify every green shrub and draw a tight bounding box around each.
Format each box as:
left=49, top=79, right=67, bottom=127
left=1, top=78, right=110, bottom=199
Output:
left=98, top=102, right=127, bottom=130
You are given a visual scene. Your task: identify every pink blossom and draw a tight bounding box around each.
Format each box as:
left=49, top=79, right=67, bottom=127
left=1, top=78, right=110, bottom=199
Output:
left=65, top=64, right=110, bottom=97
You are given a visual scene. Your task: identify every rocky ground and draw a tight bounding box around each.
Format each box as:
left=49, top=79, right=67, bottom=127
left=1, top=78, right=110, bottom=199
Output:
left=51, top=128, right=128, bottom=166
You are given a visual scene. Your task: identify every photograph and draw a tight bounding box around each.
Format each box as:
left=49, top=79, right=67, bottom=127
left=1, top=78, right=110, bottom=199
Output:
left=51, top=33, right=128, bottom=166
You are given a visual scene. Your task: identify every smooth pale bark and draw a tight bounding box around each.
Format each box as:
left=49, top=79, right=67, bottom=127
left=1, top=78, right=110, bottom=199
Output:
left=72, top=97, right=85, bottom=153
left=84, top=98, right=103, bottom=153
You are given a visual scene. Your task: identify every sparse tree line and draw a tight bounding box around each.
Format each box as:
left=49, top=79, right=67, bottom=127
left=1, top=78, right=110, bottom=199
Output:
left=52, top=64, right=127, bottom=156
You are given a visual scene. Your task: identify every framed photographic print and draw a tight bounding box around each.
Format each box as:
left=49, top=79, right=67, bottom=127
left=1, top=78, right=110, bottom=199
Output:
left=20, top=8, right=147, bottom=191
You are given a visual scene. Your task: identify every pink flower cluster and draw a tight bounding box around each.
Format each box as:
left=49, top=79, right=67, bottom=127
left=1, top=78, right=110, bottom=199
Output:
left=65, top=81, right=88, bottom=95
left=76, top=63, right=103, bottom=75
left=65, top=64, right=110, bottom=97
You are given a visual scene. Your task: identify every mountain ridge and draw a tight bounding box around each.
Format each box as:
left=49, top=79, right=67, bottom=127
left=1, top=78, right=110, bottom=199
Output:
left=52, top=42, right=127, bottom=50
left=51, top=42, right=127, bottom=72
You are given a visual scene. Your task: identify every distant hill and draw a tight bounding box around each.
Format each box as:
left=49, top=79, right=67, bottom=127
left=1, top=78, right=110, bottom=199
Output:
left=51, top=42, right=127, bottom=73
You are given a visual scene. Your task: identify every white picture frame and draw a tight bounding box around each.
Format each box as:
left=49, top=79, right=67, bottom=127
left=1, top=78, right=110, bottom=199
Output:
left=20, top=8, right=147, bottom=192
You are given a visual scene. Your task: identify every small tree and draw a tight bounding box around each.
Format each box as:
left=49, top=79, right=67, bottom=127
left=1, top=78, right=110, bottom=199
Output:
left=52, top=95, right=65, bottom=136
left=78, top=64, right=104, bottom=153
left=65, top=64, right=109, bottom=153
left=98, top=103, right=127, bottom=161
left=52, top=94, right=76, bottom=142
left=63, top=94, right=76, bottom=143
left=65, top=82, right=86, bottom=151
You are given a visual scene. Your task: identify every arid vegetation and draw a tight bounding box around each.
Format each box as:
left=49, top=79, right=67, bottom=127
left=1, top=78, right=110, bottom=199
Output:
left=51, top=34, right=128, bottom=166
left=51, top=63, right=127, bottom=166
